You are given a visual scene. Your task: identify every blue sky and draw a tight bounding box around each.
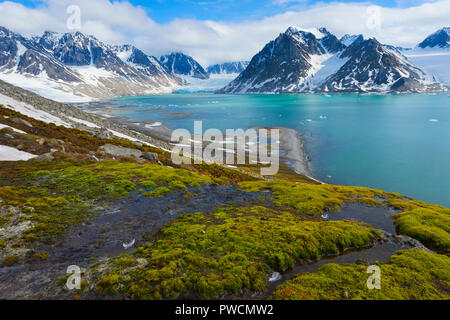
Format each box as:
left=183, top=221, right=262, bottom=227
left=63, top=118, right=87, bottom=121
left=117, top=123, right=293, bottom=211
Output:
left=1, top=0, right=447, bottom=65
left=10, top=0, right=435, bottom=23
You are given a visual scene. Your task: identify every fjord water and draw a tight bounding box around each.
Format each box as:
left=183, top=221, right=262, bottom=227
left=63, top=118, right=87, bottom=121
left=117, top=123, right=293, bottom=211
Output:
left=108, top=93, right=450, bottom=207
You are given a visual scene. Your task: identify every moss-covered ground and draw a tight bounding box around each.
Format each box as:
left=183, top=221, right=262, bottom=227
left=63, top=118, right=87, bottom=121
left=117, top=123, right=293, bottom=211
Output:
left=270, top=249, right=450, bottom=300
left=1, top=104, right=449, bottom=300
left=92, top=206, right=379, bottom=299
left=238, top=180, right=450, bottom=254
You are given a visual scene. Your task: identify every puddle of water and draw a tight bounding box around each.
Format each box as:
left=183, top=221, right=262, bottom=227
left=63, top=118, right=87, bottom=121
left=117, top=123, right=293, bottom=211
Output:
left=327, top=203, right=399, bottom=233
left=0, top=184, right=268, bottom=299
left=261, top=233, right=422, bottom=299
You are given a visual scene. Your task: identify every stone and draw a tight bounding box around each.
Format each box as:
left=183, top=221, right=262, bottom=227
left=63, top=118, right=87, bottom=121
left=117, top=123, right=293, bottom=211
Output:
left=96, top=128, right=112, bottom=140
left=12, top=117, right=33, bottom=128
left=98, top=144, right=142, bottom=158
left=34, top=152, right=54, bottom=162
left=143, top=152, right=158, bottom=161
left=268, top=272, right=282, bottom=282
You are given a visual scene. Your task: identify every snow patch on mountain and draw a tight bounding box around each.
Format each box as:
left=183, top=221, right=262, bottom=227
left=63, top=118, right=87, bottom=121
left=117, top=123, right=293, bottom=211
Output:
left=340, top=34, right=364, bottom=47
left=286, top=26, right=327, bottom=39
left=0, top=145, right=37, bottom=161
left=0, top=92, right=72, bottom=126
left=0, top=72, right=91, bottom=102
left=403, top=48, right=450, bottom=84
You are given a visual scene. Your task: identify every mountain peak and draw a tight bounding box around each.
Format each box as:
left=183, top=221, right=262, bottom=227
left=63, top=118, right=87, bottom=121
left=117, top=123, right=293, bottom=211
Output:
left=285, top=26, right=327, bottom=39
left=340, top=34, right=364, bottom=46
left=159, top=52, right=209, bottom=79
left=418, top=27, right=450, bottom=48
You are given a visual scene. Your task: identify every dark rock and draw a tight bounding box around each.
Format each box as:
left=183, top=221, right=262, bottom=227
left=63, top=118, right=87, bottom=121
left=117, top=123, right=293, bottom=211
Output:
left=143, top=152, right=158, bottom=161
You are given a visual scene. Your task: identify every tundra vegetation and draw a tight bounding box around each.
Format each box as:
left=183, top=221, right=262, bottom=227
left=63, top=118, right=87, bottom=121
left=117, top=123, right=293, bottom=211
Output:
left=0, top=105, right=449, bottom=299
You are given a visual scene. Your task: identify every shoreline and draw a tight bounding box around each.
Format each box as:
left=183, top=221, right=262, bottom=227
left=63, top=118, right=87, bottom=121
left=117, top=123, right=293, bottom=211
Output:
left=77, top=101, right=319, bottom=181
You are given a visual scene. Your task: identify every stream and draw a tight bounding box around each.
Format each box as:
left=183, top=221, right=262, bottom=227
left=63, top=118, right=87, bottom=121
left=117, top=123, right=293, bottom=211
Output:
left=0, top=187, right=428, bottom=299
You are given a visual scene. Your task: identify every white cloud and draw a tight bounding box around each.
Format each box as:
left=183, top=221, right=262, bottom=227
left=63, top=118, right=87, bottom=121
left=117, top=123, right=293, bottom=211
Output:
left=0, top=0, right=449, bottom=66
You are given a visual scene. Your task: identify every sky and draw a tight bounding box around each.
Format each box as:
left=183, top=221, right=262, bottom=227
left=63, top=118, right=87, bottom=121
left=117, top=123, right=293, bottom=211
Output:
left=1, top=0, right=449, bottom=65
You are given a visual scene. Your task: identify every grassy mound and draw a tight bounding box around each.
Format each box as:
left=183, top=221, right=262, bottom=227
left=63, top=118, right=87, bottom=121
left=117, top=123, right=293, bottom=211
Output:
left=271, top=249, right=450, bottom=300
left=239, top=180, right=450, bottom=254
left=238, top=180, right=402, bottom=215
left=389, top=199, right=450, bottom=254
left=93, top=206, right=379, bottom=299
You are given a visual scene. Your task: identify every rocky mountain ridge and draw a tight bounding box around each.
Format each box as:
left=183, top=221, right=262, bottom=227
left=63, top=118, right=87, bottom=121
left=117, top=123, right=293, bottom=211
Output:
left=220, top=26, right=448, bottom=93
left=0, top=27, right=181, bottom=102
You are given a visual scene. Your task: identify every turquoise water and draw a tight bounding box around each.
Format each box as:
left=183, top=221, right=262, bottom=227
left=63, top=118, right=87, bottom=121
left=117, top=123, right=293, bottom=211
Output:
left=107, top=93, right=450, bottom=207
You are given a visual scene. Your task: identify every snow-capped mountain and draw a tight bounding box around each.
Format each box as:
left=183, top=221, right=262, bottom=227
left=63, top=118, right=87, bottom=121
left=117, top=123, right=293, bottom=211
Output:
left=418, top=27, right=450, bottom=49
left=340, top=34, right=364, bottom=47
left=0, top=27, right=81, bottom=83
left=112, top=44, right=181, bottom=87
left=207, top=61, right=249, bottom=75
left=0, top=27, right=180, bottom=102
left=399, top=28, right=450, bottom=84
left=220, top=26, right=447, bottom=94
left=159, top=52, right=209, bottom=79
left=319, top=38, right=435, bottom=92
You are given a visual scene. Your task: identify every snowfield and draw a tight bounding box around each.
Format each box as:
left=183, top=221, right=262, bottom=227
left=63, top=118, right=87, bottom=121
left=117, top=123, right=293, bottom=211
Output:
left=403, top=48, right=450, bottom=84
left=0, top=72, right=92, bottom=103
left=0, top=93, right=71, bottom=126
left=0, top=145, right=37, bottom=161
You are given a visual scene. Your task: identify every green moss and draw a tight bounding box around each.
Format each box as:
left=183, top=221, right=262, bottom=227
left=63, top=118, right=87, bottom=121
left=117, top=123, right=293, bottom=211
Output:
left=31, top=251, right=48, bottom=260
left=238, top=180, right=401, bottom=216
left=0, top=239, right=5, bottom=248
left=238, top=180, right=450, bottom=254
left=2, top=255, right=21, bottom=266
left=143, top=187, right=172, bottom=198
left=270, top=249, right=450, bottom=300
left=390, top=199, right=450, bottom=254
left=141, top=180, right=157, bottom=189
left=94, top=206, right=379, bottom=299
left=0, top=159, right=216, bottom=245
left=167, top=180, right=188, bottom=190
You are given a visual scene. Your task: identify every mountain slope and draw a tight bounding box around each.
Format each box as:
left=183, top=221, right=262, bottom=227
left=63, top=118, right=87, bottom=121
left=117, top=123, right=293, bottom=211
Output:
left=0, top=27, right=180, bottom=102
left=113, top=44, right=181, bottom=87
left=340, top=34, right=364, bottom=47
left=401, top=27, right=450, bottom=84
left=159, top=52, right=209, bottom=79
left=319, top=38, right=436, bottom=93
left=207, top=61, right=249, bottom=75
left=418, top=27, right=450, bottom=49
left=220, top=27, right=344, bottom=93
left=220, top=26, right=447, bottom=94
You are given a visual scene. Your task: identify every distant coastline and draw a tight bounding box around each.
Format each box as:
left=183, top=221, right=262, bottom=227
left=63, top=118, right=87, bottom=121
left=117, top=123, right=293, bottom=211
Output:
left=77, top=102, right=316, bottom=179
